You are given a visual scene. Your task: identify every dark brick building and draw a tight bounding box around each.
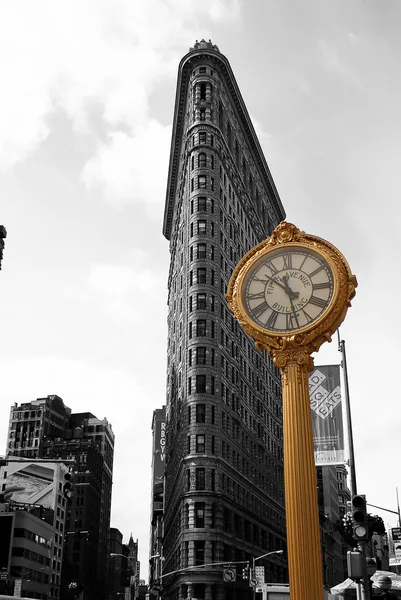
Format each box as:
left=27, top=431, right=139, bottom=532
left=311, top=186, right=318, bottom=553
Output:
left=161, top=40, right=287, bottom=600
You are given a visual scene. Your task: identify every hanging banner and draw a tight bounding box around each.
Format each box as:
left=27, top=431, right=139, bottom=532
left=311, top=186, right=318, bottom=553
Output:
left=388, top=527, right=401, bottom=566
left=309, top=365, right=345, bottom=466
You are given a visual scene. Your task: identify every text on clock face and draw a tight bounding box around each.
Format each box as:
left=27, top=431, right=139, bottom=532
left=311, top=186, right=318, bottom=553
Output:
left=242, top=248, right=334, bottom=332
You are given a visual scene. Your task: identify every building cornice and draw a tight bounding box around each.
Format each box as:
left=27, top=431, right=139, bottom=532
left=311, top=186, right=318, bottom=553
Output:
left=163, top=46, right=285, bottom=240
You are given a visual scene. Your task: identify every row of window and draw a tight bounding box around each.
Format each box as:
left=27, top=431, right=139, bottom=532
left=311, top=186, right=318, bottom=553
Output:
left=187, top=374, right=215, bottom=395
left=191, top=153, right=214, bottom=170
left=189, top=268, right=215, bottom=286
left=192, top=131, right=214, bottom=147
left=187, top=433, right=214, bottom=454
left=190, top=219, right=214, bottom=237
left=190, top=196, right=214, bottom=214
left=188, top=319, right=215, bottom=339
left=190, top=175, right=214, bottom=192
left=187, top=402, right=215, bottom=424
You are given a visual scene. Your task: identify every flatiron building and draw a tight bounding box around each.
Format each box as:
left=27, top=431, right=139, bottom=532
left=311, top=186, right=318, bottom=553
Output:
left=162, top=40, right=287, bottom=600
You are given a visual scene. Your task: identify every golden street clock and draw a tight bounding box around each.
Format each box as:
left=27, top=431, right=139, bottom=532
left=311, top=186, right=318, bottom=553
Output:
left=227, top=222, right=357, bottom=355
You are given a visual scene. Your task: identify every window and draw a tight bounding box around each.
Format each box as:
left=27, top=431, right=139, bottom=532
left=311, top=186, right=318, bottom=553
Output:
left=200, top=83, right=206, bottom=100
left=189, top=322, right=193, bottom=339
left=196, top=468, right=205, bottom=490
left=196, top=346, right=207, bottom=364
left=196, top=375, right=206, bottom=394
left=195, top=503, right=205, bottom=527
left=199, top=132, right=206, bottom=144
left=198, top=153, right=206, bottom=168
left=194, top=540, right=205, bottom=565
left=197, top=243, right=206, bottom=259
left=196, top=403, right=206, bottom=423
left=211, top=376, right=215, bottom=394
left=196, top=320, right=206, bottom=336
left=191, top=155, right=194, bottom=170
left=196, top=293, right=206, bottom=309
left=200, top=109, right=206, bottom=121
left=235, top=140, right=240, bottom=167
left=227, top=121, right=232, bottom=148
left=198, top=220, right=207, bottom=234
left=198, top=175, right=207, bottom=189
left=196, top=434, right=205, bottom=452
left=196, top=268, right=206, bottom=284
left=210, top=155, right=214, bottom=170
left=219, top=101, right=224, bottom=130
left=191, top=178, right=194, bottom=191
left=198, top=196, right=206, bottom=211
left=211, top=469, right=215, bottom=491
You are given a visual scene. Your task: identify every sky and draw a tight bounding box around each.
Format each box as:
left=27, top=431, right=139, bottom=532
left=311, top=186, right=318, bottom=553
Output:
left=1, top=0, right=401, bottom=579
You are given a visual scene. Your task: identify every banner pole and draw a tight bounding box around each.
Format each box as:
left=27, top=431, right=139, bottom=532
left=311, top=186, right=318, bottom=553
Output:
left=337, top=331, right=357, bottom=497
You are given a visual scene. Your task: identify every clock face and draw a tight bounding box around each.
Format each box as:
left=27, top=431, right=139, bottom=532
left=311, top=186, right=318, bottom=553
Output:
left=241, top=245, right=335, bottom=333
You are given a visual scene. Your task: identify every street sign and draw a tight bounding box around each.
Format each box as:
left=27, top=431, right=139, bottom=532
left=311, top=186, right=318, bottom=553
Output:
left=250, top=578, right=257, bottom=587
left=389, top=527, right=401, bottom=566
left=14, top=578, right=22, bottom=597
left=223, top=568, right=236, bottom=582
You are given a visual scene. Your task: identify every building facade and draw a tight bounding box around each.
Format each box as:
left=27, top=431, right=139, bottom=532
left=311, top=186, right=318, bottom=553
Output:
left=0, top=458, right=70, bottom=600
left=162, top=40, right=287, bottom=600
left=5, top=398, right=114, bottom=600
left=149, top=407, right=166, bottom=598
left=317, top=466, right=344, bottom=590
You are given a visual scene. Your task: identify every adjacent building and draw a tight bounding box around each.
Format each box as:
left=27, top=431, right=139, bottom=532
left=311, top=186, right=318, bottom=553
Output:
left=5, top=396, right=114, bottom=600
left=317, top=465, right=344, bottom=590
left=0, top=225, right=7, bottom=269
left=0, top=458, right=70, bottom=599
left=149, top=407, right=166, bottom=598
left=161, top=40, right=287, bottom=600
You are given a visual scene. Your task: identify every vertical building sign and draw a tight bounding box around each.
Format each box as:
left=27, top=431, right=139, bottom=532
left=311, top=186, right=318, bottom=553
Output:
left=389, top=527, right=401, bottom=566
left=309, top=365, right=345, bottom=466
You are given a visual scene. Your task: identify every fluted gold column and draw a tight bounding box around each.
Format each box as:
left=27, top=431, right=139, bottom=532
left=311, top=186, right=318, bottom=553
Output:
left=281, top=358, right=323, bottom=600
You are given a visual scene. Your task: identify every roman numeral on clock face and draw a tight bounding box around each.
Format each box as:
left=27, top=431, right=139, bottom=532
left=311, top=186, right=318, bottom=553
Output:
left=282, top=254, right=292, bottom=269
left=266, top=310, right=279, bottom=329
left=309, top=295, right=327, bottom=308
left=248, top=291, right=265, bottom=300
left=312, top=282, right=330, bottom=290
left=309, top=265, right=324, bottom=278
left=253, top=300, right=269, bottom=317
left=265, top=261, right=278, bottom=275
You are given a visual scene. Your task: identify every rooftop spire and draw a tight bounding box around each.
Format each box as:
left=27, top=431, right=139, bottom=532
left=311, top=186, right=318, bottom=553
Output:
left=189, top=39, right=220, bottom=53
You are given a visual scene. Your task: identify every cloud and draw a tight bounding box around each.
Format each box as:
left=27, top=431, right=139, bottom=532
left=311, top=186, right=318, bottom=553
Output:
left=0, top=0, right=242, bottom=171
left=80, top=250, right=163, bottom=320
left=82, top=120, right=171, bottom=212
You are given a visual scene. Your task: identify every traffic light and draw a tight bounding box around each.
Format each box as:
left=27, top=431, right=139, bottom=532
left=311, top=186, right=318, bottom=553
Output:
left=352, top=494, right=368, bottom=541
left=242, top=563, right=250, bottom=580
left=63, top=472, right=73, bottom=499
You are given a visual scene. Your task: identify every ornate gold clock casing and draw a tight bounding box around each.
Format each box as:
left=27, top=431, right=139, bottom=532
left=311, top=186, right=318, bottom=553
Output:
left=226, top=222, right=357, bottom=600
left=227, top=221, right=357, bottom=368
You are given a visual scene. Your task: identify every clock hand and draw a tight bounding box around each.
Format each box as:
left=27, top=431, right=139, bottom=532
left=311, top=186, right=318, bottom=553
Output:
left=288, top=294, right=300, bottom=329
left=260, top=275, right=288, bottom=292
left=280, top=274, right=299, bottom=300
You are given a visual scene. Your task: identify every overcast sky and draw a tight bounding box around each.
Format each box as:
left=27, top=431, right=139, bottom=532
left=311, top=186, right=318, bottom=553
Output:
left=1, top=0, right=400, bottom=578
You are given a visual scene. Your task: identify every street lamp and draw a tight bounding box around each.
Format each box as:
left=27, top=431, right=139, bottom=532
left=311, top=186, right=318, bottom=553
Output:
left=252, top=550, right=284, bottom=600
left=110, top=553, right=136, bottom=569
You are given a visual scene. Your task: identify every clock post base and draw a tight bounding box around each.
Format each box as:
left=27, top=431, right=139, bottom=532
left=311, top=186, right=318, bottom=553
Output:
left=281, top=359, right=323, bottom=600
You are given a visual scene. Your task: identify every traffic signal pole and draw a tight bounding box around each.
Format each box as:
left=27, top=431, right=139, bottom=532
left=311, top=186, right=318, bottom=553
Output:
left=338, top=332, right=357, bottom=497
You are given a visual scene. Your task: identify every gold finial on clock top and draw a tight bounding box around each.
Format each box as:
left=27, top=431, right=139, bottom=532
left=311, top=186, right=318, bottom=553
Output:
left=226, top=221, right=357, bottom=600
